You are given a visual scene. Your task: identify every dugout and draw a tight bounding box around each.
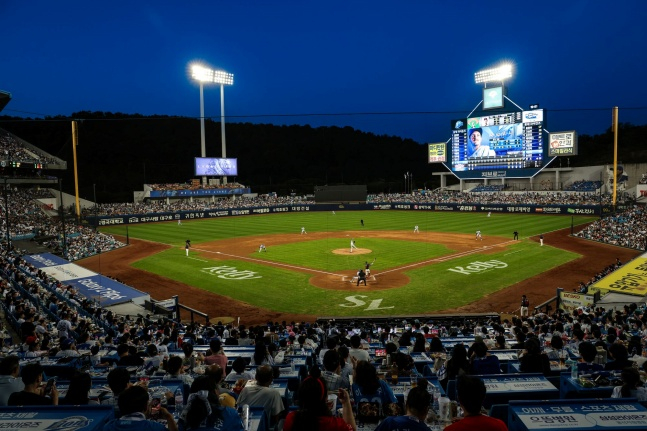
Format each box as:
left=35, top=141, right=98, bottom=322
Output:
left=314, top=185, right=367, bottom=203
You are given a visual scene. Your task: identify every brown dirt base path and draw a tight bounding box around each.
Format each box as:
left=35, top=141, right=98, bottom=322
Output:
left=78, top=227, right=641, bottom=325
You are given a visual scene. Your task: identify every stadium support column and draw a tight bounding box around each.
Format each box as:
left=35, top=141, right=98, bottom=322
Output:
left=59, top=178, right=67, bottom=257
left=71, top=121, right=81, bottom=223
left=220, top=83, right=227, bottom=185
left=612, top=106, right=619, bottom=208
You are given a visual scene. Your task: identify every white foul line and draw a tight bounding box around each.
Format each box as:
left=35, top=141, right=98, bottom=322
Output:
left=192, top=248, right=341, bottom=276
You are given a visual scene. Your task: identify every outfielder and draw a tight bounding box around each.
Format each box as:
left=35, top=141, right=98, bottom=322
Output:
left=185, top=239, right=191, bottom=256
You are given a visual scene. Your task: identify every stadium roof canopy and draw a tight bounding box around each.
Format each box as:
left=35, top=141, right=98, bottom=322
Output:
left=0, top=90, right=11, bottom=113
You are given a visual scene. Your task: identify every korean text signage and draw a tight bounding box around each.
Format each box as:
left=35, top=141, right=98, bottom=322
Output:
left=590, top=254, right=647, bottom=296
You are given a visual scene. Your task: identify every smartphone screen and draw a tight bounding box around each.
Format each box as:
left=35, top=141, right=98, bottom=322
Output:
left=45, top=378, right=56, bottom=394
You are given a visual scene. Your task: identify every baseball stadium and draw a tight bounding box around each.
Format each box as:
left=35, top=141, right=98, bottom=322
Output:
left=3, top=61, right=647, bottom=429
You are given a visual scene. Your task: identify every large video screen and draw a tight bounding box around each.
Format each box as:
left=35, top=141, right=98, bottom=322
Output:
left=194, top=158, right=238, bottom=176
left=448, top=110, right=546, bottom=179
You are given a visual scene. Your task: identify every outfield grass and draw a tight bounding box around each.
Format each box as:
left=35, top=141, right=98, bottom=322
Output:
left=102, top=211, right=596, bottom=316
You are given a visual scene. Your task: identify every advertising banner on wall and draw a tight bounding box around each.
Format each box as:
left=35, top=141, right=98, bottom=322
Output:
left=22, top=253, right=149, bottom=306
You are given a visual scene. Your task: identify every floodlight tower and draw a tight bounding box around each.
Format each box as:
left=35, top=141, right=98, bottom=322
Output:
left=474, top=63, right=513, bottom=86
left=190, top=64, right=235, bottom=185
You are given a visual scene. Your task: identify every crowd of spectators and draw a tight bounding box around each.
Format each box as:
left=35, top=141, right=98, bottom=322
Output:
left=574, top=205, right=647, bottom=250
left=470, top=185, right=506, bottom=192
left=1, top=233, right=647, bottom=429
left=574, top=258, right=624, bottom=294
left=564, top=180, right=602, bottom=192
left=367, top=190, right=610, bottom=206
left=85, top=194, right=315, bottom=217
left=1, top=187, right=125, bottom=261
left=0, top=129, right=60, bottom=165
left=149, top=182, right=246, bottom=191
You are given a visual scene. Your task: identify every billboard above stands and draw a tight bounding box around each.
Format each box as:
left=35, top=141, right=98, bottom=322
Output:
left=548, top=131, right=578, bottom=156
left=149, top=187, right=250, bottom=198
left=427, top=143, right=447, bottom=163
left=588, top=252, right=647, bottom=297
left=22, top=253, right=149, bottom=306
left=194, top=157, right=238, bottom=176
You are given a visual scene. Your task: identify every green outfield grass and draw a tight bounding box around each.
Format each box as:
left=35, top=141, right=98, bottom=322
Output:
left=101, top=211, right=596, bottom=316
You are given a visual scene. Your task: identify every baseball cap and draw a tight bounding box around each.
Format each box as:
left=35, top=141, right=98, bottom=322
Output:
left=61, top=338, right=74, bottom=349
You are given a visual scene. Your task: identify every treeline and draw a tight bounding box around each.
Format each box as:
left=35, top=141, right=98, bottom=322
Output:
left=0, top=112, right=645, bottom=203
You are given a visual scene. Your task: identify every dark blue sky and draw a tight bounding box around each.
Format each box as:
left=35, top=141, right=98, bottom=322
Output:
left=2, top=1, right=646, bottom=144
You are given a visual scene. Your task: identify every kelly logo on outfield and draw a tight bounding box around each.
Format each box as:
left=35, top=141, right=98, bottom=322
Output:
left=201, top=266, right=262, bottom=280
left=447, top=259, right=508, bottom=275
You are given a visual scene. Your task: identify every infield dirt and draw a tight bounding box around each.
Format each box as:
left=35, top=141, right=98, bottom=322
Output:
left=78, top=227, right=640, bottom=325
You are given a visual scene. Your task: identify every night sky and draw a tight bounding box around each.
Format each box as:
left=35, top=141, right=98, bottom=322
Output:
left=2, top=1, right=646, bottom=144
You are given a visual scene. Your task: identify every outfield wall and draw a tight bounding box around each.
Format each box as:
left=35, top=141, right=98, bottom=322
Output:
left=88, top=202, right=625, bottom=226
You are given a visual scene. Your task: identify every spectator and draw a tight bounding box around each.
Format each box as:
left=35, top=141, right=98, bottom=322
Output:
left=236, top=365, right=285, bottom=427
left=349, top=335, right=370, bottom=362
left=576, top=341, right=603, bottom=374
left=224, top=357, right=254, bottom=383
left=519, top=338, right=551, bottom=375
left=439, top=344, right=470, bottom=390
left=164, top=356, right=194, bottom=386
left=351, top=360, right=399, bottom=421
left=178, top=375, right=243, bottom=431
left=204, top=339, right=228, bottom=370
left=611, top=367, right=647, bottom=401
left=103, top=385, right=177, bottom=431
left=321, top=349, right=346, bottom=392
left=444, top=375, right=507, bottom=431
left=8, top=363, right=58, bottom=406
left=60, top=371, right=97, bottom=405
left=116, top=343, right=144, bottom=366
left=469, top=341, right=501, bottom=375
left=375, top=379, right=432, bottom=431
left=0, top=356, right=25, bottom=406
left=283, top=367, right=356, bottom=431
left=605, top=343, right=633, bottom=371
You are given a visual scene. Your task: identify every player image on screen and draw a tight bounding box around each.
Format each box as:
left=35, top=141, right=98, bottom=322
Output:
left=467, top=128, right=495, bottom=158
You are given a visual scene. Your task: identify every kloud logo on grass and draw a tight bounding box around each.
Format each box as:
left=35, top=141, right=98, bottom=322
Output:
left=201, top=266, right=262, bottom=280
left=447, top=260, right=508, bottom=275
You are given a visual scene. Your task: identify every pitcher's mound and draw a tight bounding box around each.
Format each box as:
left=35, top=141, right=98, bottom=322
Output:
left=332, top=248, right=372, bottom=255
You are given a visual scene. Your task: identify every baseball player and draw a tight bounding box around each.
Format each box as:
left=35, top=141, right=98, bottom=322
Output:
left=414, top=225, right=419, bottom=233
left=259, top=244, right=267, bottom=252
left=350, top=239, right=358, bottom=253
left=301, top=227, right=307, bottom=235
left=476, top=230, right=483, bottom=241
left=185, top=239, right=191, bottom=256
left=364, top=260, right=374, bottom=277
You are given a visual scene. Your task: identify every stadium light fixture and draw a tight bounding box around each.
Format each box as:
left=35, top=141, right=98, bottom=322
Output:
left=474, top=63, right=513, bottom=84
left=190, top=63, right=234, bottom=185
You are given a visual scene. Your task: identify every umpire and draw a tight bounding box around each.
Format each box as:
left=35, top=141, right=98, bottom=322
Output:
left=357, top=269, right=367, bottom=286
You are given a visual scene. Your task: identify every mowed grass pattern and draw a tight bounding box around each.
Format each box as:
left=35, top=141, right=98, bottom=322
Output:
left=102, top=211, right=595, bottom=316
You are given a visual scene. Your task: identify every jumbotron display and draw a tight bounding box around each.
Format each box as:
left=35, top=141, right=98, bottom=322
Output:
left=194, top=157, right=238, bottom=176
left=447, top=109, right=547, bottom=179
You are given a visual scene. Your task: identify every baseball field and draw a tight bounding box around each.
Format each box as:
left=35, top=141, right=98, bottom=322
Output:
left=82, top=210, right=641, bottom=324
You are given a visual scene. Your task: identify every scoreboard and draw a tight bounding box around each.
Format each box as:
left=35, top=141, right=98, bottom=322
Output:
left=447, top=109, right=548, bottom=179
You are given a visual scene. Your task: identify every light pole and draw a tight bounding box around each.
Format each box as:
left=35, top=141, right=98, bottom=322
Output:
left=190, top=64, right=234, bottom=186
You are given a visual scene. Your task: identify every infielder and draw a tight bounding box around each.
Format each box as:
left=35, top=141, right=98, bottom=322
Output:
left=476, top=230, right=483, bottom=241
left=414, top=225, right=419, bottom=233
left=185, top=239, right=191, bottom=256
left=301, top=227, right=307, bottom=235
left=259, top=244, right=267, bottom=252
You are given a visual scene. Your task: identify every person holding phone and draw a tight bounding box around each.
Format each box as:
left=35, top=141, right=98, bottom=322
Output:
left=8, top=363, right=58, bottom=406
